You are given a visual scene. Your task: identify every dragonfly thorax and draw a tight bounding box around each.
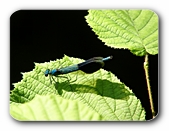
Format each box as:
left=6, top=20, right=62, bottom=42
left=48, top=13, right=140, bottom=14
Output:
left=44, top=69, right=60, bottom=77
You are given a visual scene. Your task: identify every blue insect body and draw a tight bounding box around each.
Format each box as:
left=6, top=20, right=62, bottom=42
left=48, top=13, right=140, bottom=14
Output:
left=45, top=64, right=79, bottom=77
left=102, top=56, right=112, bottom=61
left=44, top=56, right=113, bottom=77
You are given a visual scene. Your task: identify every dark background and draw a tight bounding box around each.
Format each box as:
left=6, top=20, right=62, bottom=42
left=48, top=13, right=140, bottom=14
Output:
left=10, top=10, right=158, bottom=120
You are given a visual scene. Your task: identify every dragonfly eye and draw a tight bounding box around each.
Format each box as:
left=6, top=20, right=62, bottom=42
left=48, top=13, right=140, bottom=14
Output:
left=44, top=69, right=50, bottom=77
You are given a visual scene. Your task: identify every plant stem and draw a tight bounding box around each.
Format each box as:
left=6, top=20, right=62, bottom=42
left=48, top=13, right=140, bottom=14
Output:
left=144, top=54, right=155, bottom=118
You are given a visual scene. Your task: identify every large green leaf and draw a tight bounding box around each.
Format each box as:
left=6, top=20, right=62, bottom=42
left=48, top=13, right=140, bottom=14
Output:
left=10, top=55, right=145, bottom=120
left=85, top=10, right=158, bottom=56
left=10, top=94, right=103, bottom=121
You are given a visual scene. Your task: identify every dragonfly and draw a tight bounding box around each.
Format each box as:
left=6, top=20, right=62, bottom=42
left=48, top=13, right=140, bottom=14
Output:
left=44, top=56, right=113, bottom=86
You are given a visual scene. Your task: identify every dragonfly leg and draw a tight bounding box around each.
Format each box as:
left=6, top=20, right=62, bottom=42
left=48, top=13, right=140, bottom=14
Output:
left=68, top=71, right=78, bottom=83
left=65, top=75, right=74, bottom=91
left=54, top=75, right=74, bottom=91
left=65, top=76, right=73, bottom=90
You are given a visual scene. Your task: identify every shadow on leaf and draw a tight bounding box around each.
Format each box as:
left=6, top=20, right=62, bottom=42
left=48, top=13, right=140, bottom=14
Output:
left=55, top=79, right=133, bottom=100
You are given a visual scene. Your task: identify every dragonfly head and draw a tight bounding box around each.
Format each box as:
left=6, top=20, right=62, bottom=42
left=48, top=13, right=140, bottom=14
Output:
left=44, top=69, right=50, bottom=77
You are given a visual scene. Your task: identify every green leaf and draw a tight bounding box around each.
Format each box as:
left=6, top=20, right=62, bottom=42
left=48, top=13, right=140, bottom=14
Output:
left=85, top=10, right=158, bottom=56
left=10, top=55, right=145, bottom=120
left=10, top=94, right=103, bottom=121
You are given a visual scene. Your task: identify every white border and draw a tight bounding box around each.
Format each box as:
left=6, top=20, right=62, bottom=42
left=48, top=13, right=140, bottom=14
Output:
left=1, top=0, right=166, bottom=130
